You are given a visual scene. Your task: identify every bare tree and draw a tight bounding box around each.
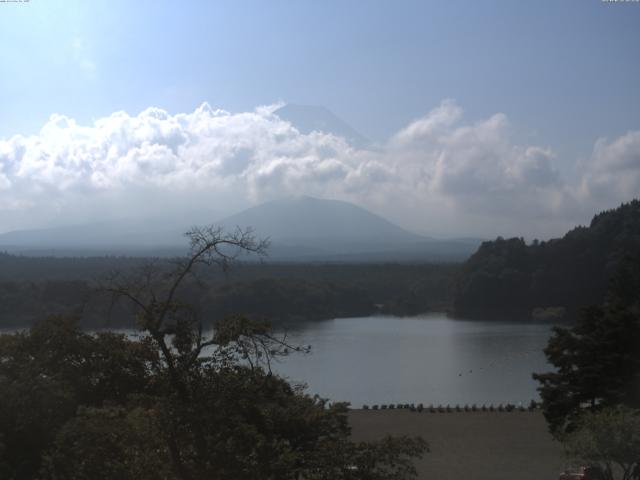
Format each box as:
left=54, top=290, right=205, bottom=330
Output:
left=103, top=226, right=268, bottom=371
left=101, top=226, right=307, bottom=479
left=97, top=225, right=423, bottom=480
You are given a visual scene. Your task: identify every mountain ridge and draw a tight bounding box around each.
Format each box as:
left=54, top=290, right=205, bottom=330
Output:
left=218, top=195, right=425, bottom=243
left=0, top=196, right=480, bottom=261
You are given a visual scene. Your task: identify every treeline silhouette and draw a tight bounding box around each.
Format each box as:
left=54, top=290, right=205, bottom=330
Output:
left=2, top=200, right=639, bottom=328
left=453, top=200, right=640, bottom=319
left=0, top=258, right=456, bottom=329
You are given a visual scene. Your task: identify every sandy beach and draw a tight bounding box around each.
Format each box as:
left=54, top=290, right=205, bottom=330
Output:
left=349, top=409, right=567, bottom=480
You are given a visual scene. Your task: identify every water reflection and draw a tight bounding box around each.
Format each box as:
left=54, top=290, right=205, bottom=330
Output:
left=272, top=314, right=555, bottom=408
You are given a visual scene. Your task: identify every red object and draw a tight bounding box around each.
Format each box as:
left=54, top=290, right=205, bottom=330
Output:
left=559, top=474, right=584, bottom=480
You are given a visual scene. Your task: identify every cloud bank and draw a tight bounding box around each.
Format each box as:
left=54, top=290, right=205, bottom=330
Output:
left=0, top=101, right=638, bottom=238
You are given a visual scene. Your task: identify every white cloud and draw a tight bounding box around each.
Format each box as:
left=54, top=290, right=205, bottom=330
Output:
left=376, top=103, right=569, bottom=229
left=392, top=99, right=463, bottom=145
left=0, top=100, right=638, bottom=237
left=579, top=130, right=640, bottom=203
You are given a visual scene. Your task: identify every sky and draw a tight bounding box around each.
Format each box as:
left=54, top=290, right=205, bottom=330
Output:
left=0, top=0, right=639, bottom=238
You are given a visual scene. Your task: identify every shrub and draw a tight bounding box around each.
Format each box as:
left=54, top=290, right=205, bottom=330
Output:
left=562, top=406, right=640, bottom=478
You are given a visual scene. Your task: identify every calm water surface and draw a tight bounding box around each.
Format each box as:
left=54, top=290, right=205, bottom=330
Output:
left=271, top=314, right=555, bottom=408
left=3, top=314, right=555, bottom=408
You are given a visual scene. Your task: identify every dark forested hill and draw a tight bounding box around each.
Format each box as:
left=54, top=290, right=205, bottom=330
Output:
left=453, top=200, right=640, bottom=320
left=0, top=255, right=456, bottom=329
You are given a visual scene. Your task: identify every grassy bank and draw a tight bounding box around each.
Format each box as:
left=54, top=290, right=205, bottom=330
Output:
left=349, top=410, right=565, bottom=480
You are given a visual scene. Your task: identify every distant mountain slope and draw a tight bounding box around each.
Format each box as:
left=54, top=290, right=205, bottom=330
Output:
left=0, top=218, right=191, bottom=256
left=453, top=199, right=640, bottom=319
left=219, top=196, right=422, bottom=244
left=0, top=196, right=480, bottom=261
left=0, top=219, right=177, bottom=247
left=274, top=104, right=370, bottom=148
left=218, top=196, right=478, bottom=261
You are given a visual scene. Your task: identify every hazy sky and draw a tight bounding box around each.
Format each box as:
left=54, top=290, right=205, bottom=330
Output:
left=0, top=0, right=639, bottom=238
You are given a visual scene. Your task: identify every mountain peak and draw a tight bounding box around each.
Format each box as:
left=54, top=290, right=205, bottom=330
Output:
left=274, top=104, right=369, bottom=148
left=0, top=196, right=480, bottom=261
left=220, top=196, right=419, bottom=243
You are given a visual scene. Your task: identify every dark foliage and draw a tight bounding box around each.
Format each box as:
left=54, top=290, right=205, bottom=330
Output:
left=0, top=256, right=456, bottom=329
left=202, top=277, right=374, bottom=322
left=533, top=256, right=640, bottom=436
left=454, top=200, right=640, bottom=319
left=0, top=316, right=158, bottom=479
left=562, top=406, right=640, bottom=480
left=0, top=322, right=427, bottom=480
left=0, top=226, right=427, bottom=479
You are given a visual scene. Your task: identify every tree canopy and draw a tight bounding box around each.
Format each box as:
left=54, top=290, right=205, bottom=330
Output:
left=454, top=200, right=640, bottom=319
left=0, top=226, right=427, bottom=480
left=0, top=253, right=456, bottom=330
left=533, top=256, right=640, bottom=436
left=562, top=406, right=640, bottom=480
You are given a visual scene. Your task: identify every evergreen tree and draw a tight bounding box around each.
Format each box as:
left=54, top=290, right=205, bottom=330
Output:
left=455, top=200, right=640, bottom=319
left=533, top=256, right=640, bottom=436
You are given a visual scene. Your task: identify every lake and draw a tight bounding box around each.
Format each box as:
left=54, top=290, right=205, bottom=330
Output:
left=270, top=314, right=556, bottom=408
left=2, top=313, right=556, bottom=408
